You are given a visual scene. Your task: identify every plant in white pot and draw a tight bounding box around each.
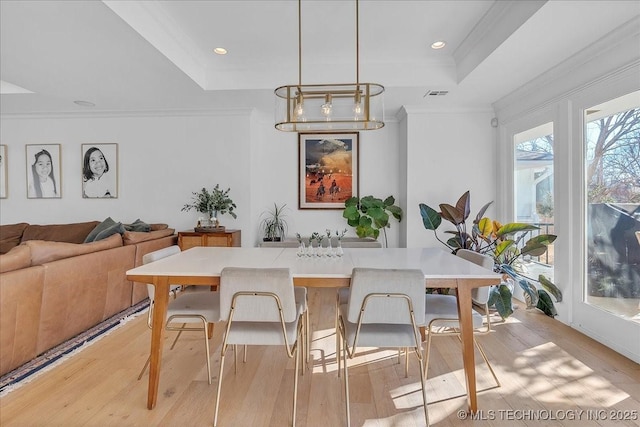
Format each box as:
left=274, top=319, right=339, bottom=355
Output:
left=182, top=184, right=237, bottom=229
left=259, top=203, right=289, bottom=242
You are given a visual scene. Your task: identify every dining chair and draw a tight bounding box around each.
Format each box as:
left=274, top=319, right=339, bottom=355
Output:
left=423, top=249, right=500, bottom=394
left=232, top=285, right=309, bottom=372
left=214, top=267, right=306, bottom=427
left=337, top=268, right=428, bottom=427
left=137, top=245, right=220, bottom=385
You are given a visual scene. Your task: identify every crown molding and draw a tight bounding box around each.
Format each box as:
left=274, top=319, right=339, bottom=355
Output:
left=454, top=0, right=547, bottom=83
left=0, top=107, right=254, bottom=120
left=493, top=16, right=640, bottom=122
left=397, top=105, right=493, bottom=120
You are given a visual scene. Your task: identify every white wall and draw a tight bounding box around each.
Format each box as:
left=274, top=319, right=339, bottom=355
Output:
left=1, top=106, right=494, bottom=249
left=401, top=107, right=496, bottom=249
left=251, top=113, right=403, bottom=247
left=0, top=111, right=254, bottom=245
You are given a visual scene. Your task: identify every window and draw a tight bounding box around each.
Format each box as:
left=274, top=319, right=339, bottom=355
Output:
left=584, top=91, right=640, bottom=322
left=514, top=123, right=555, bottom=271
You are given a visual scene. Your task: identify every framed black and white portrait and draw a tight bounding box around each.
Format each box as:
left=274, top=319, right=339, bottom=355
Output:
left=26, top=144, right=62, bottom=199
left=81, top=143, right=118, bottom=198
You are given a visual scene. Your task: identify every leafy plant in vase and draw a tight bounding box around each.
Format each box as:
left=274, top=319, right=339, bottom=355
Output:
left=419, top=191, right=562, bottom=318
left=343, top=195, right=403, bottom=248
left=182, top=184, right=237, bottom=230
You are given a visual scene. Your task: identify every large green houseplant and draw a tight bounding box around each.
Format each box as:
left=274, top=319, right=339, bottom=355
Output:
left=182, top=184, right=237, bottom=227
left=419, top=191, right=562, bottom=318
left=343, top=195, right=403, bottom=248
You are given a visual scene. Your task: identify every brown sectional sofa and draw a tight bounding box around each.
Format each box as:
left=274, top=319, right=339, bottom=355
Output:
left=0, top=221, right=177, bottom=377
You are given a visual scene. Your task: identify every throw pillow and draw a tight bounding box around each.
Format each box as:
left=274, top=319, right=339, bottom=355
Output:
left=84, top=217, right=117, bottom=243
left=124, top=219, right=151, bottom=232
left=94, top=222, right=126, bottom=241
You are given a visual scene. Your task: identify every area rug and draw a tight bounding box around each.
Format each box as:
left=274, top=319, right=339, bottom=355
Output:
left=0, top=299, right=150, bottom=397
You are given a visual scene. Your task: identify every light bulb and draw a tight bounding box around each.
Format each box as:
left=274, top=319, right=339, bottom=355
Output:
left=294, top=92, right=305, bottom=121
left=353, top=91, right=362, bottom=119
left=321, top=94, right=333, bottom=119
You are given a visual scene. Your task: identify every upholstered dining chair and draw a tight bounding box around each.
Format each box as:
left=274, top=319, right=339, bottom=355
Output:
left=137, top=245, right=220, bottom=385
left=337, top=268, right=428, bottom=427
left=214, top=267, right=306, bottom=427
left=423, top=248, right=500, bottom=394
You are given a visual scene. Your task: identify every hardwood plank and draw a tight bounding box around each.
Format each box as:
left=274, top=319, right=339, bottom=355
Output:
left=1, top=288, right=639, bottom=427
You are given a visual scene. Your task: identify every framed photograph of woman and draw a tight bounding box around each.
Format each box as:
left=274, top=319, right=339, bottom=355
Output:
left=0, top=145, right=7, bottom=198
left=26, top=144, right=61, bottom=199
left=81, top=143, right=118, bottom=198
left=298, top=132, right=359, bottom=209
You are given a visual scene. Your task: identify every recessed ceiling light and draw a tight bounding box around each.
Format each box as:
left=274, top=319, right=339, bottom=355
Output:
left=213, top=47, right=227, bottom=55
left=73, top=100, right=95, bottom=107
left=431, top=41, right=446, bottom=50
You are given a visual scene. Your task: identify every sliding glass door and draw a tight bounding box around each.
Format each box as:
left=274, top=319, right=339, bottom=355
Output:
left=583, top=92, right=640, bottom=322
left=571, top=90, right=640, bottom=362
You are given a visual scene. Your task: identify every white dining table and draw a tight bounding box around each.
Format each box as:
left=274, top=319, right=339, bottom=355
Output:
left=126, top=246, right=501, bottom=413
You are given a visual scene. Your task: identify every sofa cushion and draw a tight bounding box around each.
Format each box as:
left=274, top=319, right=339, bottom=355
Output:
left=25, top=233, right=123, bottom=266
left=123, top=228, right=175, bottom=245
left=0, top=244, right=32, bottom=273
left=150, top=223, right=168, bottom=231
left=124, top=219, right=151, bottom=232
left=22, top=221, right=100, bottom=244
left=0, top=222, right=29, bottom=254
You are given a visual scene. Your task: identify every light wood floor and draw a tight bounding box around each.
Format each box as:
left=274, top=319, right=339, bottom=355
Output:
left=1, top=288, right=639, bottom=427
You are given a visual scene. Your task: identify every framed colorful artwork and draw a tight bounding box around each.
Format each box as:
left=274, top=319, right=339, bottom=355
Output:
left=25, top=144, right=62, bottom=199
left=298, top=132, right=359, bottom=209
left=81, top=143, right=118, bottom=198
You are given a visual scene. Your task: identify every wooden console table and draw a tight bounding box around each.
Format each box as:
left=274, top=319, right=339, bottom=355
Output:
left=178, top=229, right=241, bottom=250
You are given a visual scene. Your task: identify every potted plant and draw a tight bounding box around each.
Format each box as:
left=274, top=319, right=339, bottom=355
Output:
left=419, top=190, right=562, bottom=318
left=182, top=184, right=237, bottom=229
left=259, top=203, right=289, bottom=242
left=342, top=195, right=403, bottom=248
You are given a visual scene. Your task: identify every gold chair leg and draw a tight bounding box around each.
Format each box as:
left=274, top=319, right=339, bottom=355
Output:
left=474, top=338, right=501, bottom=388
left=417, top=348, right=430, bottom=426
left=335, top=296, right=341, bottom=378
left=203, top=319, right=212, bottom=385
left=305, top=308, right=310, bottom=368
left=213, top=348, right=227, bottom=427
left=300, top=313, right=306, bottom=376
left=424, top=329, right=433, bottom=380
left=243, top=345, right=247, bottom=363
left=170, top=325, right=186, bottom=350
left=404, top=348, right=409, bottom=378
left=343, top=335, right=351, bottom=427
left=137, top=355, right=151, bottom=380
left=292, top=335, right=300, bottom=427
left=233, top=345, right=238, bottom=374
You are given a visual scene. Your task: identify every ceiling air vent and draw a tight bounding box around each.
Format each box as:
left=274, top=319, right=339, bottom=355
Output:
left=424, top=90, right=449, bottom=97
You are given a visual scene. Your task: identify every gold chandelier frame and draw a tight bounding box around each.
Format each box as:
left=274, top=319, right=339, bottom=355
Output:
left=274, top=0, right=384, bottom=132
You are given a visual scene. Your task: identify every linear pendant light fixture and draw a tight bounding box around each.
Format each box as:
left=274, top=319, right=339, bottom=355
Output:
left=274, top=0, right=384, bottom=132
